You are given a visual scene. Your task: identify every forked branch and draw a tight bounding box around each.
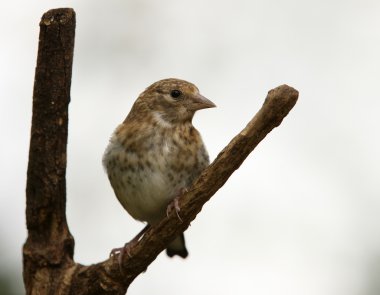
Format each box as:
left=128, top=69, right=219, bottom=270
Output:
left=23, top=7, right=299, bottom=295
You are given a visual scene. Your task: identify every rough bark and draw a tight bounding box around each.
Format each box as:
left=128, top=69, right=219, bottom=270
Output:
left=23, top=7, right=299, bottom=295
left=23, top=8, right=76, bottom=295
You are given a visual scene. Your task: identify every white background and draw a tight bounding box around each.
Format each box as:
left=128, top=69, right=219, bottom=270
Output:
left=1, top=1, right=380, bottom=294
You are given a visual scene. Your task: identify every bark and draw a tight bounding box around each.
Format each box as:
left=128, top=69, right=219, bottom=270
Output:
left=23, top=8, right=75, bottom=295
left=23, top=8, right=299, bottom=295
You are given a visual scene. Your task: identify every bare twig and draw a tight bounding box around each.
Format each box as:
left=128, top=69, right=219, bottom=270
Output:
left=23, top=8, right=75, bottom=293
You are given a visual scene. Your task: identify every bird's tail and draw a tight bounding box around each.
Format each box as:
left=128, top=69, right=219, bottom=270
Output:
left=166, top=233, right=188, bottom=258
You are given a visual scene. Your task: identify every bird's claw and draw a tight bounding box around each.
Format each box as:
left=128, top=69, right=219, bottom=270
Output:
left=110, top=241, right=136, bottom=274
left=166, top=194, right=187, bottom=223
left=111, top=240, right=136, bottom=257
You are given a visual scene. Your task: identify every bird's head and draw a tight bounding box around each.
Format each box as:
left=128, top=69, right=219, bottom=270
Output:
left=132, top=78, right=216, bottom=124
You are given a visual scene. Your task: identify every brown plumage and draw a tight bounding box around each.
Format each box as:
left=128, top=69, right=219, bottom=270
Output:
left=103, top=78, right=215, bottom=258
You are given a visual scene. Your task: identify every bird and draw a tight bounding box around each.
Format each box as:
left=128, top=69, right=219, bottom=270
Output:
left=103, top=78, right=216, bottom=259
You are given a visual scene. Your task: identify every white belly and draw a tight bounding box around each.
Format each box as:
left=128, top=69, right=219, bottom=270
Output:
left=103, top=139, right=186, bottom=224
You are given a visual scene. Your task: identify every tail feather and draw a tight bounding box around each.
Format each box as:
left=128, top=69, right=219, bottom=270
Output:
left=166, top=233, right=188, bottom=258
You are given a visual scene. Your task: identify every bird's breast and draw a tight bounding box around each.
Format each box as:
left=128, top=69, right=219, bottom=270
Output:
left=103, top=123, right=209, bottom=224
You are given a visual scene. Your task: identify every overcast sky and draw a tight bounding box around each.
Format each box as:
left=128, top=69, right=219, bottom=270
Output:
left=1, top=0, right=380, bottom=294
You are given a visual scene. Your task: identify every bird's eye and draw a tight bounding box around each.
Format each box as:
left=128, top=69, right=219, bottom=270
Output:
left=170, top=89, right=182, bottom=99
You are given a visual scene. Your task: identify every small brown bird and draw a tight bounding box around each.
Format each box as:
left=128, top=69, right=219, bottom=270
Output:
left=103, top=78, right=215, bottom=258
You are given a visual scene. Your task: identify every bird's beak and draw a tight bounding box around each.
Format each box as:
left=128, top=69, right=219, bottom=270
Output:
left=191, top=93, right=216, bottom=110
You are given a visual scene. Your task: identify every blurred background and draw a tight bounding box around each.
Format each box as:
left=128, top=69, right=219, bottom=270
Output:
left=1, top=0, right=380, bottom=294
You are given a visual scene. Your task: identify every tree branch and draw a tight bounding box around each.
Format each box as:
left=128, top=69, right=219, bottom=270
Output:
left=23, top=8, right=75, bottom=293
left=69, top=84, right=298, bottom=293
left=23, top=7, right=298, bottom=295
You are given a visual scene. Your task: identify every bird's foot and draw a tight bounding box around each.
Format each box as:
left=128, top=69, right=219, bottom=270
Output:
left=110, top=240, right=138, bottom=274
left=166, top=188, right=188, bottom=222
left=109, top=224, right=150, bottom=274
left=110, top=240, right=136, bottom=259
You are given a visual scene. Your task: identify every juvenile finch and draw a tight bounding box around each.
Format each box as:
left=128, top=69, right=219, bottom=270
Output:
left=103, top=78, right=215, bottom=258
